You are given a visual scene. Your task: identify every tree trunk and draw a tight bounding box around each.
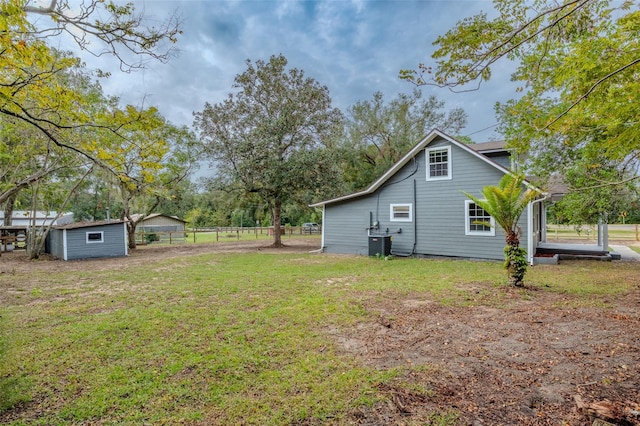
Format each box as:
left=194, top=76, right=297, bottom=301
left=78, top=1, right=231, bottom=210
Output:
left=506, top=230, right=519, bottom=247
left=505, top=231, right=525, bottom=287
left=272, top=200, right=283, bottom=248
left=3, top=193, right=17, bottom=226
left=126, top=220, right=137, bottom=250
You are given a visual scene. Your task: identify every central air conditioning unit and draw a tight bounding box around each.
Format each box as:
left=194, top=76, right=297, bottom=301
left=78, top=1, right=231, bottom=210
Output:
left=368, top=235, right=391, bottom=257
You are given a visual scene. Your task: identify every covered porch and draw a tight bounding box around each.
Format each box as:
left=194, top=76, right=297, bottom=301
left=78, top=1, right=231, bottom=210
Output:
left=527, top=188, right=616, bottom=263
left=534, top=218, right=614, bottom=263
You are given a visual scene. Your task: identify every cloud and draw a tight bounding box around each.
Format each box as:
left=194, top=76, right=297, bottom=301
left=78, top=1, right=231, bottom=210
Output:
left=66, top=0, right=516, bottom=141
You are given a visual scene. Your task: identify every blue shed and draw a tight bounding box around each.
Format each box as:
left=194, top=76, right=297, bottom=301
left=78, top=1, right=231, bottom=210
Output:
left=46, top=220, right=128, bottom=261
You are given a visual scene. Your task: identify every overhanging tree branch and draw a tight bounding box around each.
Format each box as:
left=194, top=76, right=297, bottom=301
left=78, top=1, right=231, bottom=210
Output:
left=543, top=56, right=640, bottom=130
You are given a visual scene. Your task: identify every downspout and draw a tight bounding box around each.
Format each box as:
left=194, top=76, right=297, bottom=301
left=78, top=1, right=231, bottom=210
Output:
left=320, top=205, right=326, bottom=251
left=528, top=194, right=550, bottom=265
left=411, top=179, right=417, bottom=255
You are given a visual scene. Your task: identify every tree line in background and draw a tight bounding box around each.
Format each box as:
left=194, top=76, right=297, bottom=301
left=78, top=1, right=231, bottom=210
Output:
left=2, top=0, right=639, bottom=257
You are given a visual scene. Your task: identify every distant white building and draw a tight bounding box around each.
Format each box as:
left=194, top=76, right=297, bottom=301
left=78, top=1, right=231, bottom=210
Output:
left=0, top=211, right=74, bottom=227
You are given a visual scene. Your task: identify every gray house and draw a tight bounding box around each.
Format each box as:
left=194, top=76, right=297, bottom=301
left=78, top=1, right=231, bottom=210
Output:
left=46, top=220, right=128, bottom=261
left=311, top=129, right=546, bottom=263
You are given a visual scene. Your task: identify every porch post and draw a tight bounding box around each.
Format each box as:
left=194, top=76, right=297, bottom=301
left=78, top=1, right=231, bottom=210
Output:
left=527, top=202, right=534, bottom=265
left=320, top=205, right=326, bottom=250
left=541, top=204, right=547, bottom=243
left=598, top=218, right=603, bottom=247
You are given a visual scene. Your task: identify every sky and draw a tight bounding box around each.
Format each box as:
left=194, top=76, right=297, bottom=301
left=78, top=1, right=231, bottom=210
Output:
left=47, top=0, right=519, bottom=146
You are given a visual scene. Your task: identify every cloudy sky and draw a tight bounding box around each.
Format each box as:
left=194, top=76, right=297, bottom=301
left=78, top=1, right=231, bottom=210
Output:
left=55, top=0, right=518, bottom=141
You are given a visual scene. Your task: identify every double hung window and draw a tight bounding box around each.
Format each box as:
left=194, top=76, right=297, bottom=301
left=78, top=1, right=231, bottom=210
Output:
left=426, top=147, right=451, bottom=180
left=465, top=200, right=495, bottom=236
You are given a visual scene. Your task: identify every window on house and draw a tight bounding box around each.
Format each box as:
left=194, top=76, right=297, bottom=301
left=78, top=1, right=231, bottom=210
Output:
left=86, top=231, right=104, bottom=243
left=426, top=146, right=451, bottom=180
left=465, top=200, right=495, bottom=236
left=390, top=204, right=412, bottom=222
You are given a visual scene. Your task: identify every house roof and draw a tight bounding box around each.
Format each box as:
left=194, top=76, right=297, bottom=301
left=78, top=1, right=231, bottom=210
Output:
left=311, top=129, right=535, bottom=208
left=53, top=220, right=125, bottom=230
left=468, top=140, right=508, bottom=154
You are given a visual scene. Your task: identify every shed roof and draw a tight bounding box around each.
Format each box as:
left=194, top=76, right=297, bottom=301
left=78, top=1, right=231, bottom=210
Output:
left=53, top=220, right=125, bottom=230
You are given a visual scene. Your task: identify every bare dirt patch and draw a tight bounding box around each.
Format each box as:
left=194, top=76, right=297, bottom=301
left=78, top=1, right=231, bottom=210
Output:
left=334, top=284, right=640, bottom=425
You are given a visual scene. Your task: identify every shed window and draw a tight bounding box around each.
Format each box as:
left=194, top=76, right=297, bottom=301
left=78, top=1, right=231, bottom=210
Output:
left=465, top=200, right=495, bottom=236
left=426, top=146, right=451, bottom=180
left=86, top=231, right=104, bottom=243
left=390, top=204, right=412, bottom=222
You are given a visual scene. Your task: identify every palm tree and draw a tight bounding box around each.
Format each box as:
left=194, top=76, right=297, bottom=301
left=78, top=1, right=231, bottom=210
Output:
left=463, top=174, right=539, bottom=286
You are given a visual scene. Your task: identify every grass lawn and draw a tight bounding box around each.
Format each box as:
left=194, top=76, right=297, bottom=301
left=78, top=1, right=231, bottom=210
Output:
left=0, top=249, right=638, bottom=425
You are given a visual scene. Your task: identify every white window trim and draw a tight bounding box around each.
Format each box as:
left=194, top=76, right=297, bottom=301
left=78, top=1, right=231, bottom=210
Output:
left=465, top=200, right=495, bottom=236
left=390, top=203, right=413, bottom=222
left=86, top=231, right=104, bottom=244
left=426, top=146, right=452, bottom=181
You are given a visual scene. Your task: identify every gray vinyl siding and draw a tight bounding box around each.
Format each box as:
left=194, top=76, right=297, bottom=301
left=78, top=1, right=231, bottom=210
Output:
left=47, top=223, right=127, bottom=260
left=65, top=223, right=126, bottom=260
left=47, top=229, right=65, bottom=259
left=322, top=137, right=529, bottom=260
left=323, top=197, right=373, bottom=255
left=484, top=153, right=511, bottom=169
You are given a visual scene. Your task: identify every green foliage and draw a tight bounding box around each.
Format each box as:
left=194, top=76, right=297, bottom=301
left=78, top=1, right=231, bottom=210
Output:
left=548, top=177, right=638, bottom=225
left=373, top=253, right=394, bottom=261
left=340, top=90, right=467, bottom=191
left=0, top=0, right=184, bottom=216
left=504, top=245, right=528, bottom=286
left=194, top=54, right=344, bottom=245
left=464, top=174, right=539, bottom=286
left=405, top=0, right=640, bottom=222
left=144, top=233, right=160, bottom=244
left=463, top=174, right=538, bottom=244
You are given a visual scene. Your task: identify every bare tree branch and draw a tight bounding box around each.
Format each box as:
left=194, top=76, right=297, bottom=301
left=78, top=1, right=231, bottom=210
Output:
left=22, top=0, right=183, bottom=72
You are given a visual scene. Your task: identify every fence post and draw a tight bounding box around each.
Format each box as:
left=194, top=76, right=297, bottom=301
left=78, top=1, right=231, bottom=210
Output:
left=236, top=230, right=240, bottom=240
left=216, top=229, right=219, bottom=241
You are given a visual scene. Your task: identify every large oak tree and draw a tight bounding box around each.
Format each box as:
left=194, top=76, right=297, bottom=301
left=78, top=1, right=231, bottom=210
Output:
left=194, top=54, right=344, bottom=247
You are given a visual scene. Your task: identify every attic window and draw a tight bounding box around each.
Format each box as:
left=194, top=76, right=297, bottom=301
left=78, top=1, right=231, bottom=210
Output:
left=390, top=204, right=412, bottom=222
left=86, top=231, right=104, bottom=244
left=465, top=200, right=495, bottom=236
left=426, top=146, right=451, bottom=180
